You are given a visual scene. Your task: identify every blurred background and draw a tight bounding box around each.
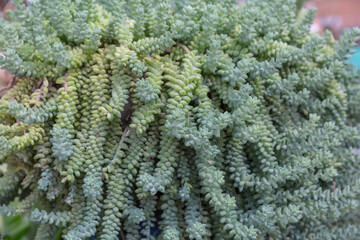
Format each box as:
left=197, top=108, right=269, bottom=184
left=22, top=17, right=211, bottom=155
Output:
left=0, top=0, right=359, bottom=239
left=303, top=0, right=360, bottom=69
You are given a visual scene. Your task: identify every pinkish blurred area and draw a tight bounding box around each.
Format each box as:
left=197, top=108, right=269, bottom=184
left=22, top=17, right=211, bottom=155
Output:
left=305, top=0, right=360, bottom=39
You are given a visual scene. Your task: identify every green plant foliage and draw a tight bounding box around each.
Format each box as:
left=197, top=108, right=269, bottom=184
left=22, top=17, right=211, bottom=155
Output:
left=1, top=0, right=360, bottom=239
left=0, top=215, right=34, bottom=240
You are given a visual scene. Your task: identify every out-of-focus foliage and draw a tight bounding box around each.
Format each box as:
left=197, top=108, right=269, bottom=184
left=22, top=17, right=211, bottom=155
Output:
left=1, top=215, right=33, bottom=240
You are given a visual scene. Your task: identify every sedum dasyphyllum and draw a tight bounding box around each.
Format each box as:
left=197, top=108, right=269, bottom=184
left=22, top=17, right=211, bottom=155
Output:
left=0, top=0, right=360, bottom=239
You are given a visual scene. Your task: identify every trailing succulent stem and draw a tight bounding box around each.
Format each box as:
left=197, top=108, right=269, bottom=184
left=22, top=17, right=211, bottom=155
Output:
left=0, top=0, right=360, bottom=239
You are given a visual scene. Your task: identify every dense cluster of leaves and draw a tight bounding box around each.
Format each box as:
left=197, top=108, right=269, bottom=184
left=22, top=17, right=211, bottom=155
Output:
left=1, top=0, right=360, bottom=239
